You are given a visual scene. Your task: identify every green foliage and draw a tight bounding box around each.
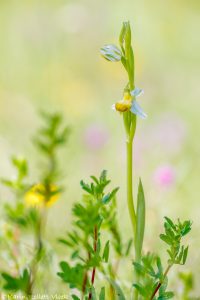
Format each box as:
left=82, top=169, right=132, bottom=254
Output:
left=178, top=272, right=194, bottom=300
left=34, top=111, right=70, bottom=186
left=0, top=21, right=194, bottom=300
left=133, top=218, right=192, bottom=299
left=133, top=254, right=174, bottom=299
left=34, top=112, right=69, bottom=157
left=2, top=269, right=30, bottom=292
left=0, top=112, right=69, bottom=295
left=160, top=217, right=192, bottom=265
left=1, top=156, right=28, bottom=192
left=57, top=170, right=119, bottom=298
left=57, top=262, right=85, bottom=290
left=1, top=156, right=40, bottom=231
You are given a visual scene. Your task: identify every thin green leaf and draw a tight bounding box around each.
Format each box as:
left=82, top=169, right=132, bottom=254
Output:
left=102, top=241, right=110, bottom=263
left=106, top=278, right=126, bottom=300
left=135, top=179, right=145, bottom=262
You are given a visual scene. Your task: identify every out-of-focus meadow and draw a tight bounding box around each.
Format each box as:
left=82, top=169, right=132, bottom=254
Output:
left=0, top=0, right=200, bottom=296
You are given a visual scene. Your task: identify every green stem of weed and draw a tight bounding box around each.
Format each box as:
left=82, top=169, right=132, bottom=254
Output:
left=26, top=208, right=46, bottom=296
left=150, top=264, right=172, bottom=300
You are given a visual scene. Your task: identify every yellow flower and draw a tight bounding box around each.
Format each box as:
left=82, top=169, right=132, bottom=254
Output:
left=25, top=183, right=60, bottom=208
left=114, top=92, right=132, bottom=112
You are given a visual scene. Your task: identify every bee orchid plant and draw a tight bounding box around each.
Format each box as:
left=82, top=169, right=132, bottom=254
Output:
left=0, top=22, right=193, bottom=300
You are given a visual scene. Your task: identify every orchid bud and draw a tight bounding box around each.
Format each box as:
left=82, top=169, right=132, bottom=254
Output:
left=100, top=44, right=122, bottom=62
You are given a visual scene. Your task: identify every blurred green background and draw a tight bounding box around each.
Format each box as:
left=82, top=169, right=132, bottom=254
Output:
left=0, top=0, right=200, bottom=296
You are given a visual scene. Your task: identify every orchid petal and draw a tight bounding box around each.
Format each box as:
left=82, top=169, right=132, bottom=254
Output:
left=100, top=44, right=122, bottom=62
left=130, top=100, right=147, bottom=119
left=130, top=88, right=144, bottom=98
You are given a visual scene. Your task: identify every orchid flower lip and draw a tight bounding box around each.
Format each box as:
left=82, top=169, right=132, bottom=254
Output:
left=111, top=88, right=146, bottom=116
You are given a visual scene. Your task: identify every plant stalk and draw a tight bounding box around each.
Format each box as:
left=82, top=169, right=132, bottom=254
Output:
left=150, top=264, right=172, bottom=300
left=126, top=139, right=136, bottom=237
left=88, top=226, right=98, bottom=300
left=26, top=208, right=46, bottom=296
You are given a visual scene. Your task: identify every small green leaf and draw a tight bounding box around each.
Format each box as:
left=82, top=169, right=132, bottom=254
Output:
left=133, top=262, right=146, bottom=276
left=125, top=238, right=133, bottom=256
left=135, top=179, right=145, bottom=262
left=1, top=268, right=30, bottom=292
left=133, top=283, right=146, bottom=297
left=106, top=278, right=126, bottom=300
left=99, top=287, right=105, bottom=300
left=156, top=257, right=163, bottom=279
left=158, top=291, right=174, bottom=299
left=80, top=180, right=92, bottom=194
left=90, top=286, right=97, bottom=300
left=2, top=273, right=20, bottom=291
left=182, top=246, right=189, bottom=265
left=72, top=296, right=80, bottom=300
left=119, top=22, right=126, bottom=50
left=102, top=187, right=119, bottom=204
left=164, top=217, right=176, bottom=231
left=160, top=234, right=172, bottom=246
left=90, top=176, right=99, bottom=184
left=102, top=241, right=110, bottom=263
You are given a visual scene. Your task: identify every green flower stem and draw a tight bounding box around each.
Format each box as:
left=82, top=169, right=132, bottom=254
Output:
left=126, top=114, right=137, bottom=238
left=125, top=113, right=142, bottom=300
left=126, top=139, right=136, bottom=237
left=126, top=138, right=139, bottom=300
